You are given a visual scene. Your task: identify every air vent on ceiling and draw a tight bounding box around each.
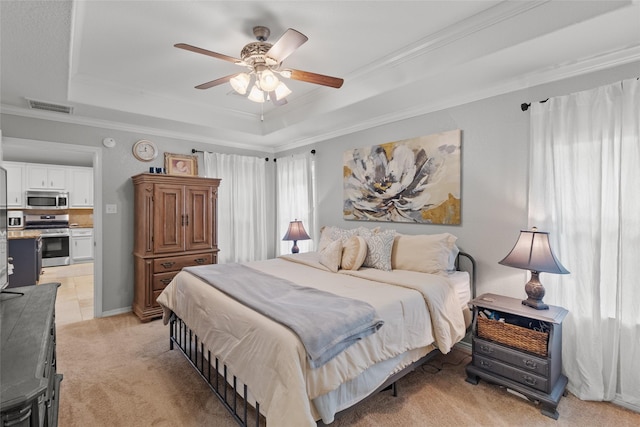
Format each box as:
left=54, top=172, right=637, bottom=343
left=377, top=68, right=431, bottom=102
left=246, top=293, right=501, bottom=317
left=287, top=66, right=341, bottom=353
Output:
left=26, top=98, right=74, bottom=114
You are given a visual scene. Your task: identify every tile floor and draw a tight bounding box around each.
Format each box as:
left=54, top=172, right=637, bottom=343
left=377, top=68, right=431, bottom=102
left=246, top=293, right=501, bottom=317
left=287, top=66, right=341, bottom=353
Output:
left=39, top=262, right=94, bottom=326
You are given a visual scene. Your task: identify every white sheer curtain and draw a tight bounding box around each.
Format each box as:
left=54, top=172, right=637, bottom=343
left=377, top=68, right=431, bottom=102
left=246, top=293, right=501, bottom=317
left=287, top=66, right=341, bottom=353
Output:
left=528, top=78, right=640, bottom=408
left=203, top=152, right=268, bottom=263
left=276, top=153, right=317, bottom=256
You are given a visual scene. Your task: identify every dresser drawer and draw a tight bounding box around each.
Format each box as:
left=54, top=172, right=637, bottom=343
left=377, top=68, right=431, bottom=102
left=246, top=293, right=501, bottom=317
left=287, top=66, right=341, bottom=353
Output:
left=473, top=337, right=549, bottom=377
left=153, top=253, right=213, bottom=272
left=153, top=271, right=178, bottom=291
left=474, top=354, right=549, bottom=393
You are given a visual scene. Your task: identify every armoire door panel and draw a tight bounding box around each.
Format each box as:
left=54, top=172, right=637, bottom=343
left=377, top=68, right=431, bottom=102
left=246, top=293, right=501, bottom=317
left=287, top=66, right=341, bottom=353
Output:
left=186, top=186, right=213, bottom=251
left=154, top=184, right=185, bottom=253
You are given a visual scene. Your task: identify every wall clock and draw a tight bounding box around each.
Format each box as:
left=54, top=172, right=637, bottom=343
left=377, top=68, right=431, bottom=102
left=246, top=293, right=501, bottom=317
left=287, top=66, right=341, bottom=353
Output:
left=132, top=139, right=158, bottom=162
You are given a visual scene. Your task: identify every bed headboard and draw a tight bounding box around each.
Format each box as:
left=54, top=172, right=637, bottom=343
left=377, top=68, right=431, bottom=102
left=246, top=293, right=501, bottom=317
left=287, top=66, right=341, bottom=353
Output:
left=456, top=251, right=477, bottom=300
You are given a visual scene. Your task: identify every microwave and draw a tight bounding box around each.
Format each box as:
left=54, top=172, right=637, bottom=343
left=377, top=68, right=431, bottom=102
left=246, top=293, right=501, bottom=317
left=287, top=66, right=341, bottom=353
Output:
left=25, top=191, right=69, bottom=209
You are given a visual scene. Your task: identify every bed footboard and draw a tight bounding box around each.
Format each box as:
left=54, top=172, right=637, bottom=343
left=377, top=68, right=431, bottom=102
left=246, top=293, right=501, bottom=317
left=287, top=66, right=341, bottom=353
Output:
left=169, top=314, right=264, bottom=427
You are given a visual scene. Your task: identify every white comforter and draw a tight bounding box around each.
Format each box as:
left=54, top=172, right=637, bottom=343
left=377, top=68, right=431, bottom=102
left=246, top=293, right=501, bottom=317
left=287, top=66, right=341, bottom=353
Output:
left=156, top=252, right=466, bottom=426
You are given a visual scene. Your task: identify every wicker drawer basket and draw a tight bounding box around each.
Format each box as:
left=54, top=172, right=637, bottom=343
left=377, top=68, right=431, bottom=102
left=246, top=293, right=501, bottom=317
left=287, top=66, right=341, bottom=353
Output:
left=477, top=317, right=548, bottom=357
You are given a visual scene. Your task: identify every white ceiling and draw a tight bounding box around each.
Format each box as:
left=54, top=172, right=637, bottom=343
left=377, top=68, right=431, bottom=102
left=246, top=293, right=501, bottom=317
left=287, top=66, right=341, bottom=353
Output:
left=1, top=1, right=639, bottom=153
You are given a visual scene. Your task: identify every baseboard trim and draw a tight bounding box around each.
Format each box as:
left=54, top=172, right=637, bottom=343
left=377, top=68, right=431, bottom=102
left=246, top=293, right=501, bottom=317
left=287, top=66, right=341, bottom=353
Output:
left=99, top=307, right=132, bottom=318
left=613, top=396, right=640, bottom=414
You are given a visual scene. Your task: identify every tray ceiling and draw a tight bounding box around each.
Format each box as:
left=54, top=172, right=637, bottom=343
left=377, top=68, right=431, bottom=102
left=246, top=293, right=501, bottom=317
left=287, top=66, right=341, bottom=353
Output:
left=1, top=1, right=639, bottom=152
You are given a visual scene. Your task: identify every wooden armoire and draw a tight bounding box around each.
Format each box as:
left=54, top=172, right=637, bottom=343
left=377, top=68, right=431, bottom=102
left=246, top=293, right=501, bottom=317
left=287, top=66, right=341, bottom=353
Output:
left=132, top=173, right=220, bottom=321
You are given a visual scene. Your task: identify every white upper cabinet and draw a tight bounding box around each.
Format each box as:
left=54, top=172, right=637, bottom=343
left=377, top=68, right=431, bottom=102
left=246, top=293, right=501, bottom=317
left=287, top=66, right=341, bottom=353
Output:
left=26, top=164, right=67, bottom=190
left=3, top=162, right=25, bottom=207
left=3, top=162, right=94, bottom=208
left=69, top=167, right=94, bottom=207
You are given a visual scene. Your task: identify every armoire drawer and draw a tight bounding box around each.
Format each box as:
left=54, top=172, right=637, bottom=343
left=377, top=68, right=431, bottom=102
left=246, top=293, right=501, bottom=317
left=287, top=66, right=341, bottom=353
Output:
left=474, top=354, right=549, bottom=393
left=153, top=271, right=178, bottom=291
left=473, top=337, right=549, bottom=377
left=153, top=253, right=213, bottom=272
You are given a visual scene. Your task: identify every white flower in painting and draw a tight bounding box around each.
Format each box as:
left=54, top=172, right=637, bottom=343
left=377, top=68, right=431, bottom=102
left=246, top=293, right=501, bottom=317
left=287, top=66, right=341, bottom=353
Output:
left=344, top=144, right=451, bottom=222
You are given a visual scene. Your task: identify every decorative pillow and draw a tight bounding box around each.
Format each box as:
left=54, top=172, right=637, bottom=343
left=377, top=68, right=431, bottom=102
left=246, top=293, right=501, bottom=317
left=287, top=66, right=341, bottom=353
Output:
left=391, top=233, right=458, bottom=274
left=359, top=228, right=395, bottom=271
left=319, top=239, right=343, bottom=273
left=341, top=236, right=367, bottom=270
left=317, top=226, right=333, bottom=252
left=317, top=226, right=358, bottom=252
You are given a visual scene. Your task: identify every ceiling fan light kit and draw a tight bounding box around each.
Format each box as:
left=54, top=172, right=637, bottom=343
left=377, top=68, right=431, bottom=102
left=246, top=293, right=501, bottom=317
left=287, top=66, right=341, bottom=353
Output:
left=230, top=73, right=250, bottom=95
left=175, top=26, right=343, bottom=106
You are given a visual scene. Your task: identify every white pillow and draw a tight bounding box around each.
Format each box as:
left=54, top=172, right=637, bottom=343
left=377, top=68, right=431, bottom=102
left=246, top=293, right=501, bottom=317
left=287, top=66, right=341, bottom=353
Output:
left=391, top=233, right=458, bottom=274
left=341, top=236, right=367, bottom=270
left=319, top=239, right=343, bottom=273
left=359, top=228, right=395, bottom=271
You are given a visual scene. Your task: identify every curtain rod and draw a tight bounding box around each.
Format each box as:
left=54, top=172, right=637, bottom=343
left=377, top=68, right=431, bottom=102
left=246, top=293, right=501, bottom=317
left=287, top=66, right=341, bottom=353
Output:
left=521, top=98, right=549, bottom=111
left=192, top=148, right=271, bottom=161
left=273, top=149, right=316, bottom=162
left=191, top=148, right=316, bottom=162
left=523, top=77, right=640, bottom=111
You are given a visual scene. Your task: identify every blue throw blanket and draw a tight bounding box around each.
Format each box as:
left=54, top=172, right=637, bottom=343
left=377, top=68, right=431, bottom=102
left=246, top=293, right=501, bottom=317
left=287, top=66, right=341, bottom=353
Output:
left=183, top=263, right=384, bottom=368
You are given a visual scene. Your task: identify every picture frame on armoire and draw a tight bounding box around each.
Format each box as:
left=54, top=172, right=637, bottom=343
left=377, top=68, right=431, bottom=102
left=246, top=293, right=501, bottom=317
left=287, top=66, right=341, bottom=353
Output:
left=164, top=152, right=198, bottom=176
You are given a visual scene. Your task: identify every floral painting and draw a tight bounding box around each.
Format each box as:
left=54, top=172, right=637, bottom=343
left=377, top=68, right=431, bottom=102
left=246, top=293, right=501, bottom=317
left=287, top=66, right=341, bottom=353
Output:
left=343, top=129, right=461, bottom=224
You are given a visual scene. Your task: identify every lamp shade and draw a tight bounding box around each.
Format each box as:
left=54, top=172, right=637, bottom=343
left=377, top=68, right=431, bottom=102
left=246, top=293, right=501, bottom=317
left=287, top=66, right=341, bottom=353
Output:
left=499, top=229, right=569, bottom=274
left=282, top=220, right=311, bottom=242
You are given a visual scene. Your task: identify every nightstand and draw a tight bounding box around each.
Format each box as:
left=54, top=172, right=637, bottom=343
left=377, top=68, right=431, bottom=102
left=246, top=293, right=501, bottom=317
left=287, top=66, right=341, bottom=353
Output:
left=465, top=293, right=569, bottom=419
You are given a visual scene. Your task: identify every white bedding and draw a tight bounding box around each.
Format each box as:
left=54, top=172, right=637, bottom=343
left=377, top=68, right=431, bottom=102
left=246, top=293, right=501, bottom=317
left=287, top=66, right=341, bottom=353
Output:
left=157, top=252, right=467, bottom=426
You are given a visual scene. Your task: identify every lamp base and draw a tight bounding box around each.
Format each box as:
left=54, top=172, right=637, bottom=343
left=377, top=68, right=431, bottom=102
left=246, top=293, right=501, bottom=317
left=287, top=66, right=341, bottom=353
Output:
left=522, top=298, right=549, bottom=310
left=291, top=240, right=299, bottom=254
left=522, top=271, right=550, bottom=310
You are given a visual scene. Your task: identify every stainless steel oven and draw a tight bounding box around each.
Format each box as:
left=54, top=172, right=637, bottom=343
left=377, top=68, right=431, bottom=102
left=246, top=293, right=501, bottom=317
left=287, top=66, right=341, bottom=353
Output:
left=24, top=214, right=70, bottom=267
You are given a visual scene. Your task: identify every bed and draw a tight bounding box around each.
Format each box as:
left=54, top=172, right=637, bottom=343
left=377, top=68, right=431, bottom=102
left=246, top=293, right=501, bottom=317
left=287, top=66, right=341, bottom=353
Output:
left=157, top=229, right=476, bottom=426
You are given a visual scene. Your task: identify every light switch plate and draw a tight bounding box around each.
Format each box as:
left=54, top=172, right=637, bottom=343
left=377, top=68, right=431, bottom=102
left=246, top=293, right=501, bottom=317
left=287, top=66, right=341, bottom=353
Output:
left=105, top=204, right=117, bottom=214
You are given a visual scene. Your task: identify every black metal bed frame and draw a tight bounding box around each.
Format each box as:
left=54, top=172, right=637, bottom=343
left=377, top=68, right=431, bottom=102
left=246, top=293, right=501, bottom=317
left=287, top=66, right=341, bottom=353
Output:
left=169, top=315, right=263, bottom=426
left=168, top=252, right=476, bottom=427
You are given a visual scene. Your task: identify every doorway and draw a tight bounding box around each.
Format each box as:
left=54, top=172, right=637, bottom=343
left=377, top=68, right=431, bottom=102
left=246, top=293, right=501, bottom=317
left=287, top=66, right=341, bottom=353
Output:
left=1, top=137, right=103, bottom=323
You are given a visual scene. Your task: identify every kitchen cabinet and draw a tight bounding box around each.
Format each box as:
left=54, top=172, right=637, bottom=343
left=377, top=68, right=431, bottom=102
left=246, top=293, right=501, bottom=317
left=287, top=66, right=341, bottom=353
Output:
left=3, top=162, right=25, bottom=207
left=26, top=164, right=67, bottom=190
left=69, top=167, right=94, bottom=207
left=7, top=236, right=42, bottom=287
left=132, top=173, right=220, bottom=321
left=71, top=228, right=93, bottom=263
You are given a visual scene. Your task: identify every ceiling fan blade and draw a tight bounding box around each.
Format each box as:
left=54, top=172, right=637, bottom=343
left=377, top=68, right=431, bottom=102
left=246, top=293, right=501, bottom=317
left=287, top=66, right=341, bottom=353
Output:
left=266, top=29, right=308, bottom=63
left=175, top=43, right=242, bottom=64
left=268, top=91, right=288, bottom=106
left=195, top=74, right=237, bottom=90
left=288, top=69, right=344, bottom=89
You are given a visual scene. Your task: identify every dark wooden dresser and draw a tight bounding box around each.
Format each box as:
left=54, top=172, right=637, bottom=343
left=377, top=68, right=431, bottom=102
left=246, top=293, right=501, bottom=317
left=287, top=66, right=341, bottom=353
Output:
left=465, top=293, right=569, bottom=419
left=1, top=283, right=62, bottom=427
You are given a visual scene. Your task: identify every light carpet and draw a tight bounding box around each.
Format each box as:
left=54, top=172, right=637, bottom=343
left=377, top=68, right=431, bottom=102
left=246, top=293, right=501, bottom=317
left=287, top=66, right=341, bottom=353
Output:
left=56, top=313, right=640, bottom=426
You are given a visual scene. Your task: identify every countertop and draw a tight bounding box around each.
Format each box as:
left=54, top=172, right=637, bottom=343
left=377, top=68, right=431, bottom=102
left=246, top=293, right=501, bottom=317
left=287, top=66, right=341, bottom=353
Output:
left=8, top=230, right=42, bottom=240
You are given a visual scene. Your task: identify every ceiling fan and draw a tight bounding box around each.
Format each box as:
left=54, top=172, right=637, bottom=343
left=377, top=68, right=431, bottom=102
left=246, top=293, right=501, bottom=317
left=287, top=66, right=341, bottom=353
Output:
left=175, top=26, right=344, bottom=106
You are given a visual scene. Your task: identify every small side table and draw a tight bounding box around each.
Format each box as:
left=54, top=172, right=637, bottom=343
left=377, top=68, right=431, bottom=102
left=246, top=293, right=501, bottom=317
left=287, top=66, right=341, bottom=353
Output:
left=465, top=293, right=569, bottom=419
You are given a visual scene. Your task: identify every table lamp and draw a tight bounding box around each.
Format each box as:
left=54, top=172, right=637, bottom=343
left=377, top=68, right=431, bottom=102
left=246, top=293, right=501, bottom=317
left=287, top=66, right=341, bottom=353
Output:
left=282, top=219, right=310, bottom=254
left=498, top=227, right=569, bottom=310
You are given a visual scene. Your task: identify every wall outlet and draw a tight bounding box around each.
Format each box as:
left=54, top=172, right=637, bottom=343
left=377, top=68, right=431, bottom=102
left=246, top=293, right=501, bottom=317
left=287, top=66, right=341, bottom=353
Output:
left=106, top=204, right=117, bottom=214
